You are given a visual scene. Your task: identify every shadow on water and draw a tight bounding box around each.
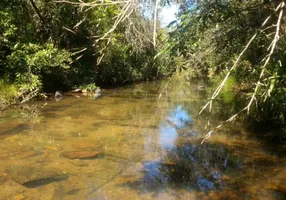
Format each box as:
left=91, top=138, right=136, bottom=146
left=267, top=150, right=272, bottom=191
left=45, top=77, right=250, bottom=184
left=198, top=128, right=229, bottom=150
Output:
left=120, top=147, right=286, bottom=199
left=23, top=174, right=69, bottom=188
left=1, top=78, right=286, bottom=199
left=116, top=100, right=286, bottom=199
left=0, top=123, right=31, bottom=138
left=117, top=141, right=244, bottom=197
left=244, top=120, right=286, bottom=156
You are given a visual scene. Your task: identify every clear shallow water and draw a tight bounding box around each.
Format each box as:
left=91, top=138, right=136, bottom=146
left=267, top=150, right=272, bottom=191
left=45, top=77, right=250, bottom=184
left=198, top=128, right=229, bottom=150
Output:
left=0, top=77, right=286, bottom=200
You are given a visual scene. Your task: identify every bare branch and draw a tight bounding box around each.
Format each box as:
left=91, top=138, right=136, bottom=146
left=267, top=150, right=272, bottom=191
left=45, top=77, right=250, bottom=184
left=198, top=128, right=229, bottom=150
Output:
left=153, top=0, right=159, bottom=49
left=246, top=1, right=284, bottom=114
left=200, top=1, right=285, bottom=143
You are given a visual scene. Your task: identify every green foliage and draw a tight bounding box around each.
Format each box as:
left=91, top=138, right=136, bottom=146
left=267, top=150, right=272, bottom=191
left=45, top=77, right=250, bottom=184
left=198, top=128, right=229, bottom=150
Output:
left=95, top=32, right=158, bottom=85
left=5, top=43, right=71, bottom=93
left=7, top=43, right=71, bottom=71
left=15, top=73, right=42, bottom=95
left=0, top=80, right=18, bottom=106
left=0, top=0, right=161, bottom=106
left=160, top=0, right=286, bottom=126
left=79, top=83, right=98, bottom=92
left=214, top=73, right=236, bottom=104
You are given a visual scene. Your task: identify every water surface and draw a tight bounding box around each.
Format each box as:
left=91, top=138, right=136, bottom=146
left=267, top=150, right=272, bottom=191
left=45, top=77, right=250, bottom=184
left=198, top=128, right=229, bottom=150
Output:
left=0, top=77, right=286, bottom=200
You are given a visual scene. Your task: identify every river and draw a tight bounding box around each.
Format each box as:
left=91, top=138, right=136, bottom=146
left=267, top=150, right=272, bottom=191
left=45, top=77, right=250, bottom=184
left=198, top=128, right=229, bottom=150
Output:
left=0, top=76, right=285, bottom=199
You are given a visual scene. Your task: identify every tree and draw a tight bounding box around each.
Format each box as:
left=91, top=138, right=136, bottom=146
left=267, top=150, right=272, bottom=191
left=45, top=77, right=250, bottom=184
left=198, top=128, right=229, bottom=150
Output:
left=160, top=0, right=286, bottom=141
left=0, top=0, right=165, bottom=106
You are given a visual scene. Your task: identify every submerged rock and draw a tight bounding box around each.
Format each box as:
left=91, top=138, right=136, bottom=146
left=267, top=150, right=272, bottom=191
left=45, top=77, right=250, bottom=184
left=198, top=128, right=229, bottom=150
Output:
left=18, top=151, right=38, bottom=159
left=7, top=165, right=65, bottom=187
left=61, top=150, right=101, bottom=159
left=0, top=124, right=30, bottom=138
left=69, top=160, right=89, bottom=167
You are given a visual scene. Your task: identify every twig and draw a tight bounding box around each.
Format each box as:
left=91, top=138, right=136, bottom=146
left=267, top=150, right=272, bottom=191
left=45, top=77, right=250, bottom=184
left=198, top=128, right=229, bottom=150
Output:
left=199, top=32, right=258, bottom=115
left=158, top=73, right=175, bottom=100
left=54, top=0, right=130, bottom=7
left=95, top=2, right=134, bottom=43
left=246, top=1, right=284, bottom=114
left=55, top=0, right=154, bottom=66
left=201, top=108, right=247, bottom=144
left=20, top=89, right=39, bottom=104
left=200, top=1, right=285, bottom=143
left=199, top=3, right=281, bottom=115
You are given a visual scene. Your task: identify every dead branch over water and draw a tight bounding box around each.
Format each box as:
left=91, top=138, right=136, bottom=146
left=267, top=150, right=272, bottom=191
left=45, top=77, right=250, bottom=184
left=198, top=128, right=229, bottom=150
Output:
left=200, top=1, right=285, bottom=144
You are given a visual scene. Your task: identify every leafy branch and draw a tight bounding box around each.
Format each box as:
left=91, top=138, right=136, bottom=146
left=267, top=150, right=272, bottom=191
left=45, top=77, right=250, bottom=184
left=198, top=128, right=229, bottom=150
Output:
left=200, top=1, right=285, bottom=144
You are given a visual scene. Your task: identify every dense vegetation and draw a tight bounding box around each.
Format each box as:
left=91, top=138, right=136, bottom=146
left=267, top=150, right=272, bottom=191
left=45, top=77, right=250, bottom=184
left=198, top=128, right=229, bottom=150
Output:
left=160, top=0, right=286, bottom=130
left=0, top=0, right=164, bottom=106
left=1, top=0, right=286, bottom=132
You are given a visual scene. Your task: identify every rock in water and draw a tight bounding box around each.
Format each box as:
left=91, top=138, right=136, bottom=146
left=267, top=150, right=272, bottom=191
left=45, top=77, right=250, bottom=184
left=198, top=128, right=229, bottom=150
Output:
left=55, top=91, right=63, bottom=98
left=55, top=91, right=63, bottom=102
left=7, top=165, right=65, bottom=187
left=93, top=88, right=102, bottom=99
left=71, top=88, right=82, bottom=93
left=61, top=151, right=101, bottom=159
left=0, top=124, right=30, bottom=137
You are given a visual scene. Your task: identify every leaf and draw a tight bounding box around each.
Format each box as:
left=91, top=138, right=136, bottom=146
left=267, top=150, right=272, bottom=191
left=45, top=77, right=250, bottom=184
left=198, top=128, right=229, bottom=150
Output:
left=267, top=78, right=276, bottom=97
left=167, top=20, right=178, bottom=28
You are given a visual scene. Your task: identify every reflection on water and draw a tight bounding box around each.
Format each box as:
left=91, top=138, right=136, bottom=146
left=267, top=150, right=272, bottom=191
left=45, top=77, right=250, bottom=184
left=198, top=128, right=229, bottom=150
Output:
left=0, top=77, right=286, bottom=199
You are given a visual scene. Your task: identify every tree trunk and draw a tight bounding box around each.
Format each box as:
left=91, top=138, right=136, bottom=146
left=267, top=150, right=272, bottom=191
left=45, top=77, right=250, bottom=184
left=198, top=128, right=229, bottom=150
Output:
left=153, top=0, right=159, bottom=49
